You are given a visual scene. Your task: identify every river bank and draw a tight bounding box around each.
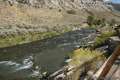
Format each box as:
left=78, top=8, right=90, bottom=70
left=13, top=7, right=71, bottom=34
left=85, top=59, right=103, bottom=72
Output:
left=0, top=24, right=85, bottom=48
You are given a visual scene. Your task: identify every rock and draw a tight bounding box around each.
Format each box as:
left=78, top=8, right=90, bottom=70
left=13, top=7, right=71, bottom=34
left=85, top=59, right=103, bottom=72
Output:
left=4, top=0, right=109, bottom=11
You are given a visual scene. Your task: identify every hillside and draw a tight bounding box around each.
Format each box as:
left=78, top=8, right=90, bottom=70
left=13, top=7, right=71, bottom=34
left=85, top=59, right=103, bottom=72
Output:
left=1, top=0, right=120, bottom=27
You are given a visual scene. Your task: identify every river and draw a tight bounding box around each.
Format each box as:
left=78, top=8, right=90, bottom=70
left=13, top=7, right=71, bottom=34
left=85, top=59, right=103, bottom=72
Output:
left=0, top=28, right=97, bottom=80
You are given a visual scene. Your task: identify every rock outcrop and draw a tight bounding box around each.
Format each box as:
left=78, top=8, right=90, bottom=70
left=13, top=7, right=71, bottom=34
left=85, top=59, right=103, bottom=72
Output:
left=5, top=0, right=108, bottom=11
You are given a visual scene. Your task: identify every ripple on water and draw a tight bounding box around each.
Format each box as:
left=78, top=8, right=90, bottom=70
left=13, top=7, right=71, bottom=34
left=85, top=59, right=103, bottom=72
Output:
left=0, top=55, right=41, bottom=79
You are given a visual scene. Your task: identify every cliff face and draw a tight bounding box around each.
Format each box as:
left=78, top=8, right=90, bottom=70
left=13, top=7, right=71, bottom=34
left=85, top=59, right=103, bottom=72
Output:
left=6, top=0, right=107, bottom=10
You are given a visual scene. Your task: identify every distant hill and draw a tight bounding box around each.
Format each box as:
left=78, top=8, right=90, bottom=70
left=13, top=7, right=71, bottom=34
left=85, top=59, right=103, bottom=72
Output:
left=111, top=3, right=120, bottom=11
left=104, top=0, right=120, bottom=11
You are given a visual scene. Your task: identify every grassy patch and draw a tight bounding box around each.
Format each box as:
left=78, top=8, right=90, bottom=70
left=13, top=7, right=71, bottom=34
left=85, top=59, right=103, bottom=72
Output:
left=93, top=31, right=115, bottom=47
left=0, top=22, right=73, bottom=48
left=0, top=31, right=61, bottom=48
left=87, top=15, right=106, bottom=27
left=69, top=48, right=103, bottom=66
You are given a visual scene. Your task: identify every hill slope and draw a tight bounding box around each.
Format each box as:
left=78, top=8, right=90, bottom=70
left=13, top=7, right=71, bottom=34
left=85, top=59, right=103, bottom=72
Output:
left=1, top=0, right=120, bottom=26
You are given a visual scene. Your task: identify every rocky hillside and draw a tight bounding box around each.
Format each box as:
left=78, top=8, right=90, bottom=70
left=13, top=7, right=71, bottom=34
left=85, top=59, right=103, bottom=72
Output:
left=1, top=0, right=120, bottom=28
left=6, top=0, right=108, bottom=10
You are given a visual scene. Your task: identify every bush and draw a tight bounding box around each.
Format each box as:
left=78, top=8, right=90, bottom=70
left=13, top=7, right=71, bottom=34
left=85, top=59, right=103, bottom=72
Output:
left=101, top=18, right=106, bottom=27
left=49, top=7, right=53, bottom=10
left=58, top=9, right=62, bottom=12
left=87, top=16, right=106, bottom=27
left=109, top=19, right=116, bottom=26
left=87, top=15, right=95, bottom=26
left=66, top=10, right=76, bottom=14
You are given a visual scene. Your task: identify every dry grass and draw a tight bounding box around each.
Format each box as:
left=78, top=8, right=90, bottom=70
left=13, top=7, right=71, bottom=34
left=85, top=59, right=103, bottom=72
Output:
left=94, top=31, right=115, bottom=47
left=69, top=48, right=103, bottom=66
left=0, top=1, right=91, bottom=27
left=0, top=3, right=63, bottom=25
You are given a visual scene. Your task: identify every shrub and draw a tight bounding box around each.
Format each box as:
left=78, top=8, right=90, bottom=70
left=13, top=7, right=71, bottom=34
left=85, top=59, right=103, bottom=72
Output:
left=87, top=15, right=95, bottom=26
left=66, top=10, right=76, bottom=14
left=101, top=18, right=106, bottom=27
left=49, top=7, right=53, bottom=10
left=87, top=16, right=106, bottom=27
left=58, top=9, right=62, bottom=12
left=109, top=19, right=116, bottom=26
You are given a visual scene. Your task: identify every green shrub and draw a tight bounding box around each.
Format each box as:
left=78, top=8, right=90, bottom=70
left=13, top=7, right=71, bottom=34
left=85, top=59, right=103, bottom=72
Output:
left=87, top=15, right=95, bottom=26
left=87, top=16, right=106, bottom=27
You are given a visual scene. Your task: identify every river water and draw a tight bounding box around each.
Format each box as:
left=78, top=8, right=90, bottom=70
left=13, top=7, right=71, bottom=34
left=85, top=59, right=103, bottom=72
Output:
left=0, top=28, right=97, bottom=80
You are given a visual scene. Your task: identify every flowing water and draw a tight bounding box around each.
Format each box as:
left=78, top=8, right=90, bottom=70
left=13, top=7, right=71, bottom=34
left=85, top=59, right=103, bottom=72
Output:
left=0, top=28, right=97, bottom=80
